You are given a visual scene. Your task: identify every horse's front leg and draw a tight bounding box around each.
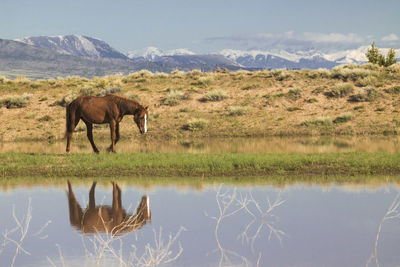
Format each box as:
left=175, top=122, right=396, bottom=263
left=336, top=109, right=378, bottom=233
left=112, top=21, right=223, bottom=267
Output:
left=84, top=120, right=99, bottom=153
left=107, top=120, right=117, bottom=153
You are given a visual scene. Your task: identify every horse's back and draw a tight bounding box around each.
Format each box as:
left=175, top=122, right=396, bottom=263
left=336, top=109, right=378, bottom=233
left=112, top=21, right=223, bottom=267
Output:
left=68, top=95, right=119, bottom=124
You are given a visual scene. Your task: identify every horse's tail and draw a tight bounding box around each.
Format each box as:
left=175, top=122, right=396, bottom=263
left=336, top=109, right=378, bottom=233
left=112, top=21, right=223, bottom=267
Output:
left=65, top=102, right=74, bottom=138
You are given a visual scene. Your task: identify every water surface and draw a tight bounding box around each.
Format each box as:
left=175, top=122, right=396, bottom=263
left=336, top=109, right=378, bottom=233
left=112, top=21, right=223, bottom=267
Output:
left=0, top=181, right=399, bottom=266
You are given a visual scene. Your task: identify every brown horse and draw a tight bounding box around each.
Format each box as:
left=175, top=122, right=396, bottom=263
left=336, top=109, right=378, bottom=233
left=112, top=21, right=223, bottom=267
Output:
left=67, top=181, right=151, bottom=234
left=66, top=94, right=148, bottom=153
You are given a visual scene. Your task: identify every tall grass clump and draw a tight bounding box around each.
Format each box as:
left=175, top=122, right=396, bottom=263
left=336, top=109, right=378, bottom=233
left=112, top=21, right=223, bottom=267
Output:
left=182, top=118, right=208, bottom=131
left=324, top=84, right=354, bottom=98
left=0, top=93, right=33, bottom=109
left=348, top=87, right=381, bottom=102
left=162, top=90, right=188, bottom=106
left=227, top=106, right=248, bottom=116
left=201, top=89, right=227, bottom=102
left=300, top=116, right=333, bottom=127
left=333, top=112, right=352, bottom=124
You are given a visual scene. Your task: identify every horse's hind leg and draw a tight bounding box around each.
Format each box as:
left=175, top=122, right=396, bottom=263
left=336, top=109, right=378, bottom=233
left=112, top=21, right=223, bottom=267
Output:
left=83, top=120, right=99, bottom=153
left=66, top=106, right=80, bottom=153
left=88, top=182, right=97, bottom=210
left=67, top=181, right=83, bottom=228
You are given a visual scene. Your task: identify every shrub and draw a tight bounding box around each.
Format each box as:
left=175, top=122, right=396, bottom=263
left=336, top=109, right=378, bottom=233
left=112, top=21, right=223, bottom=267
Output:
left=241, top=84, right=258, bottom=90
left=306, top=98, right=318, bottom=103
left=38, top=115, right=53, bottom=122
left=52, top=91, right=79, bottom=107
left=330, top=67, right=372, bottom=81
left=355, top=75, right=377, bottom=87
left=0, top=93, right=33, bottom=109
left=162, top=90, right=188, bottom=106
left=182, top=118, right=208, bottom=131
left=300, top=117, right=333, bottom=127
left=366, top=42, right=398, bottom=67
left=79, top=87, right=97, bottom=96
left=333, top=112, right=352, bottom=124
left=201, top=89, right=227, bottom=102
left=171, top=70, right=186, bottom=78
left=137, top=69, right=153, bottom=77
left=286, top=88, right=302, bottom=100
left=192, top=76, right=214, bottom=87
left=186, top=69, right=202, bottom=78
left=270, top=69, right=293, bottom=81
left=124, top=92, right=140, bottom=101
left=287, top=107, right=302, bottom=112
left=155, top=72, right=169, bottom=78
left=227, top=106, right=248, bottom=116
left=348, top=88, right=380, bottom=102
left=324, top=84, right=354, bottom=98
left=312, top=87, right=326, bottom=95
left=100, top=87, right=121, bottom=96
left=384, top=86, right=400, bottom=94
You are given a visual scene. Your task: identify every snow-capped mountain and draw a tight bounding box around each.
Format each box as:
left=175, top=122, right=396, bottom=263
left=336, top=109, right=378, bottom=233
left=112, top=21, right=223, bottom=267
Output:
left=16, top=35, right=128, bottom=60
left=127, top=47, right=195, bottom=61
left=218, top=46, right=400, bottom=69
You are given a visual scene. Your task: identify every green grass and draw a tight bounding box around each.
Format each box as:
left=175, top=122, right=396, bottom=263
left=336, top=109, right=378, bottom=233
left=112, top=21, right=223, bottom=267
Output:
left=1, top=152, right=400, bottom=178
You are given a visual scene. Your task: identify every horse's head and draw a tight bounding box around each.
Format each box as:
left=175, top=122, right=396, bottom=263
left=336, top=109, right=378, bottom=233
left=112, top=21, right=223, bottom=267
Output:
left=134, top=106, right=149, bottom=134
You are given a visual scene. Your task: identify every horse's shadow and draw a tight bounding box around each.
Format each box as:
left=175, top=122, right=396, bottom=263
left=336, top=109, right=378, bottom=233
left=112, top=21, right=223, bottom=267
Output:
left=67, top=181, right=151, bottom=234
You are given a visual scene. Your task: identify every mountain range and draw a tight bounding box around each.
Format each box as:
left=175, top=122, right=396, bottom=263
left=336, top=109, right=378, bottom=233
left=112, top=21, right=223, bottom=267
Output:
left=0, top=34, right=398, bottom=79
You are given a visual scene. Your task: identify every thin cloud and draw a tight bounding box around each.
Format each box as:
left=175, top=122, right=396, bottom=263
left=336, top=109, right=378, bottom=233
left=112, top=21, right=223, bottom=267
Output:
left=382, top=33, right=399, bottom=42
left=206, top=31, right=367, bottom=51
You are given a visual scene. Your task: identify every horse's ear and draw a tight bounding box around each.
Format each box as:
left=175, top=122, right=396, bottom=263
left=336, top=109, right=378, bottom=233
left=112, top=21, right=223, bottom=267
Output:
left=145, top=106, right=149, bottom=110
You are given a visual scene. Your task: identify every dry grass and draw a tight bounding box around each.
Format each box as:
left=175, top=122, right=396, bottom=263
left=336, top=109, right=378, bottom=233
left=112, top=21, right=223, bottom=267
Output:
left=0, top=64, right=400, bottom=141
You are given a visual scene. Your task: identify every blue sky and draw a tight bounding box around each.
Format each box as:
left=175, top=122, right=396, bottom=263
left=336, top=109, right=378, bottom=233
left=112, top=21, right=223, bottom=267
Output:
left=0, top=0, right=399, bottom=53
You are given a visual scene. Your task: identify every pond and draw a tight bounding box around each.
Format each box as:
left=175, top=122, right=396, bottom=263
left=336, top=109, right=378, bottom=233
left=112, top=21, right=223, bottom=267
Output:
left=2, top=136, right=400, bottom=153
left=0, top=181, right=399, bottom=266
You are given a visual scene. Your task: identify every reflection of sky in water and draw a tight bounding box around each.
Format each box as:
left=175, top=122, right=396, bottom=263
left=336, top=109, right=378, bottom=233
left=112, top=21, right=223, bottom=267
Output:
left=0, top=183, right=399, bottom=266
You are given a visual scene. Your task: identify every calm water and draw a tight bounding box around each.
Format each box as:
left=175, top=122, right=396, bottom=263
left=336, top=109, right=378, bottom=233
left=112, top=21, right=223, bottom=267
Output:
left=0, top=181, right=399, bottom=266
left=2, top=136, right=400, bottom=153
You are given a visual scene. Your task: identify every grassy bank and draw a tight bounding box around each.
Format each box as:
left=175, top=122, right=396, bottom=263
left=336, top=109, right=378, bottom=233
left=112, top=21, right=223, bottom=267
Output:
left=1, top=64, right=400, bottom=141
left=1, top=152, right=400, bottom=178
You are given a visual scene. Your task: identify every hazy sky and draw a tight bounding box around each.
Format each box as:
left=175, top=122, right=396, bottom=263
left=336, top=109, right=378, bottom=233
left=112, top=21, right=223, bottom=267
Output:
left=1, top=0, right=399, bottom=53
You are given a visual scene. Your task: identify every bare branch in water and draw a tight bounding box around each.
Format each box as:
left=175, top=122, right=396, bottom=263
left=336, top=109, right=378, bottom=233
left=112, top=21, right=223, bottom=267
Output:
left=1, top=198, right=51, bottom=267
left=366, top=194, right=400, bottom=267
left=209, top=185, right=286, bottom=266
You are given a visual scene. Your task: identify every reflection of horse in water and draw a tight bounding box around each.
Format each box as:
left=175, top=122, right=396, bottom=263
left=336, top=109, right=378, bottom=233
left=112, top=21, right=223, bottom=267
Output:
left=67, top=181, right=151, bottom=234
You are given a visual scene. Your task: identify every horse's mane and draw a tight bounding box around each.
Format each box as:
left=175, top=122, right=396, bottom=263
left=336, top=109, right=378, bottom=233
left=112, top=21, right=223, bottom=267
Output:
left=107, top=94, right=144, bottom=113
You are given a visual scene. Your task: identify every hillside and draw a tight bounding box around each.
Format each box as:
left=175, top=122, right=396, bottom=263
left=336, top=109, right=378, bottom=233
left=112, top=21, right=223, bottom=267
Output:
left=0, top=63, right=399, bottom=143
